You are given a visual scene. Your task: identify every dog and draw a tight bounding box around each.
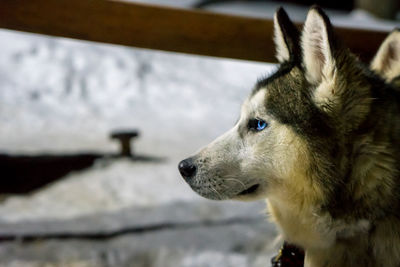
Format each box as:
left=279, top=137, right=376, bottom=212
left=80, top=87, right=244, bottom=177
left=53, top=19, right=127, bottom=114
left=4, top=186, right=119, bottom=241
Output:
left=179, top=6, right=400, bottom=267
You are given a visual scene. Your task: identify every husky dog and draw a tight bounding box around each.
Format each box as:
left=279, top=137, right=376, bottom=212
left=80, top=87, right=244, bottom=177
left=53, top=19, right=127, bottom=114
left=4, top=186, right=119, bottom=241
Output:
left=179, top=6, right=400, bottom=267
left=371, top=28, right=400, bottom=88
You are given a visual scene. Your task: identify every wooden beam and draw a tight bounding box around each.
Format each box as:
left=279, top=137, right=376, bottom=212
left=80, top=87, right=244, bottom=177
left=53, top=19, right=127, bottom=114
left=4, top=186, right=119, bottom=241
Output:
left=0, top=0, right=389, bottom=63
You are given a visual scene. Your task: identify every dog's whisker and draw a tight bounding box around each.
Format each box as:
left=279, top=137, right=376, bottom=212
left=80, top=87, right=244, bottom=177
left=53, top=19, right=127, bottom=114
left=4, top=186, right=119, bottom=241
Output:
left=225, top=178, right=247, bottom=190
left=209, top=185, right=223, bottom=200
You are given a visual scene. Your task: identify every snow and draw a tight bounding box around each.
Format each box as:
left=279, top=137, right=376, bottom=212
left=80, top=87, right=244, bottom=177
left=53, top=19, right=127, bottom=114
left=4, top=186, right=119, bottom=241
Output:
left=0, top=29, right=271, bottom=155
left=0, top=28, right=272, bottom=222
left=131, top=0, right=399, bottom=31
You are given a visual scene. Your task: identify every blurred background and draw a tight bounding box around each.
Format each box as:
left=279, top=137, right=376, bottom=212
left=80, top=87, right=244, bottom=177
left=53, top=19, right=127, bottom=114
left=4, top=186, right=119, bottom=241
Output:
left=0, top=0, right=399, bottom=266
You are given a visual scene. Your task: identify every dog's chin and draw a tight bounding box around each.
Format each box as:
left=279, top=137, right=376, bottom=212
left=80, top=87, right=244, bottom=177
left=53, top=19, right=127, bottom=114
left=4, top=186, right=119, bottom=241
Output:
left=190, top=188, right=229, bottom=201
left=190, top=183, right=266, bottom=201
left=233, top=184, right=267, bottom=201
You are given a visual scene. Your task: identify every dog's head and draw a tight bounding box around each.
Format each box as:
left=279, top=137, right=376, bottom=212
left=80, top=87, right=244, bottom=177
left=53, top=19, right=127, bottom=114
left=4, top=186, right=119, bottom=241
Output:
left=179, top=7, right=374, bottom=202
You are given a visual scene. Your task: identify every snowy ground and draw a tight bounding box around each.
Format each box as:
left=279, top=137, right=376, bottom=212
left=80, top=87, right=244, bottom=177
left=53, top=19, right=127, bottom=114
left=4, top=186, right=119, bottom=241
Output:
left=133, top=0, right=399, bottom=31
left=0, top=1, right=399, bottom=266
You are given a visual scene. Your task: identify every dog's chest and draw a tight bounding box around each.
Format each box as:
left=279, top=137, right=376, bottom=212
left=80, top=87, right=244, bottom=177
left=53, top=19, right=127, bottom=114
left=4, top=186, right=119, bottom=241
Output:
left=267, top=199, right=335, bottom=249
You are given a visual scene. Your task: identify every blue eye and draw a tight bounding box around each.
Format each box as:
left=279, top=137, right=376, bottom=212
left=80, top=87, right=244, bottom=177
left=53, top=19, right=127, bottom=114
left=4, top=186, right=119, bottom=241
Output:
left=248, top=118, right=268, bottom=131
left=257, top=120, right=267, bottom=131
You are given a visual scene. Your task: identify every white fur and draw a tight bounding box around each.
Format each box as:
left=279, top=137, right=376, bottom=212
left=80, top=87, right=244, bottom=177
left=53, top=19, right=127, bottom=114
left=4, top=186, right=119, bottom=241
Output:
left=273, top=12, right=290, bottom=63
left=371, top=30, right=400, bottom=81
left=301, top=9, right=335, bottom=85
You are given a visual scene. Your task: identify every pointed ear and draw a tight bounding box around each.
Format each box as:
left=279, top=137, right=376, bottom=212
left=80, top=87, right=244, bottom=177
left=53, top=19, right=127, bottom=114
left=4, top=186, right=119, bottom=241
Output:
left=301, top=6, right=336, bottom=84
left=370, top=29, right=400, bottom=82
left=273, top=7, right=300, bottom=63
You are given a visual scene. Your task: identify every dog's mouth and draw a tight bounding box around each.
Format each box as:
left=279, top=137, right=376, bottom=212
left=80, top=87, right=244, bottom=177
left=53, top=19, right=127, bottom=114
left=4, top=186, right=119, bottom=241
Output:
left=237, top=184, right=260, bottom=196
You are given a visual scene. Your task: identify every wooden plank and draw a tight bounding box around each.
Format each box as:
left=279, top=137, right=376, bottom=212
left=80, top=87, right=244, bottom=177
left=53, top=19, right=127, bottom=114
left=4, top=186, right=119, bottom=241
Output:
left=0, top=154, right=100, bottom=194
left=0, top=0, right=389, bottom=63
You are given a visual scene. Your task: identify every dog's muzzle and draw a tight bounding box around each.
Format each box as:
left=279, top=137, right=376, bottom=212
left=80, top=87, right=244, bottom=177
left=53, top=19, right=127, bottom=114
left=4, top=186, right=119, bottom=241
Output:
left=178, top=158, right=197, bottom=181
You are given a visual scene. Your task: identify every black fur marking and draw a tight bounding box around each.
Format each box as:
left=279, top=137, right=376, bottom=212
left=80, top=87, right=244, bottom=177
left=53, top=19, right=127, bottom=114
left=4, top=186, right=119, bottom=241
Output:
left=275, top=7, right=301, bottom=63
left=257, top=62, right=334, bottom=140
left=252, top=61, right=296, bottom=95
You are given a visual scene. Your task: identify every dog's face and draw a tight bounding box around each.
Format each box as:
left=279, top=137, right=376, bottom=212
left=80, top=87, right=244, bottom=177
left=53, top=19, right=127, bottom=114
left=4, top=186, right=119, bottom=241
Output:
left=179, top=82, right=312, bottom=201
left=179, top=7, right=373, bottom=203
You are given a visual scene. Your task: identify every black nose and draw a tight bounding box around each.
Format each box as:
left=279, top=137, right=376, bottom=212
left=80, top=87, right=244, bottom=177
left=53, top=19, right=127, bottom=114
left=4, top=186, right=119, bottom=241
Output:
left=178, top=158, right=197, bottom=180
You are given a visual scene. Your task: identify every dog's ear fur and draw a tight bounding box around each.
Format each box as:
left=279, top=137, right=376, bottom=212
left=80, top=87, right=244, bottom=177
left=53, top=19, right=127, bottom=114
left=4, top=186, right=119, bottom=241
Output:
left=301, top=6, right=336, bottom=85
left=370, top=29, right=400, bottom=82
left=301, top=7, right=371, bottom=130
left=273, top=7, right=300, bottom=63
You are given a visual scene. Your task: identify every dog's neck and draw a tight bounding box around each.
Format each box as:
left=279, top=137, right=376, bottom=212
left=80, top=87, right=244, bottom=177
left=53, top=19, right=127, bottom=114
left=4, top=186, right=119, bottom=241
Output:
left=328, top=80, right=400, bottom=221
